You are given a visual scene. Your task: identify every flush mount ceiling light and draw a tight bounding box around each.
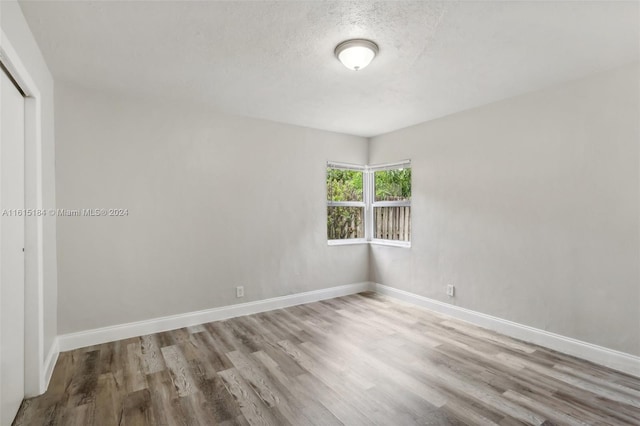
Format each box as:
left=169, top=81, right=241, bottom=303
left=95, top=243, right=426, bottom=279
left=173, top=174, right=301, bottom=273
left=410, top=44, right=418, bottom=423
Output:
left=335, top=39, right=379, bottom=71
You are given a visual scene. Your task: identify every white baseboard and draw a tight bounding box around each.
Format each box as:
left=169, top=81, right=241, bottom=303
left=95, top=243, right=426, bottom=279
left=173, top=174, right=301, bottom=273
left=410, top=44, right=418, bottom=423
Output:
left=42, top=337, right=60, bottom=392
left=58, top=282, right=374, bottom=352
left=375, top=283, right=640, bottom=378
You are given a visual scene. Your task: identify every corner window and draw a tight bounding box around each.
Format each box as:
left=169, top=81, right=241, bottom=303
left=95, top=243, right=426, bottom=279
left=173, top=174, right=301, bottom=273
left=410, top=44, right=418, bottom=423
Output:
left=327, top=160, right=411, bottom=247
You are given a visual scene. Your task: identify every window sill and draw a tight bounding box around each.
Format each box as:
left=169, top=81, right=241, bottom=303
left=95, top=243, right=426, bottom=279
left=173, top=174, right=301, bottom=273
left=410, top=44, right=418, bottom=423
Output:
left=327, top=239, right=411, bottom=248
left=370, top=239, right=411, bottom=248
left=328, top=239, right=368, bottom=246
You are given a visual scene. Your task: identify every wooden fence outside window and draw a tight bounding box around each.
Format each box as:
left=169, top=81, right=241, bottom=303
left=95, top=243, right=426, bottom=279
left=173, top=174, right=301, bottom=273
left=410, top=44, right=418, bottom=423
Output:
left=327, top=206, right=411, bottom=241
left=374, top=206, right=411, bottom=241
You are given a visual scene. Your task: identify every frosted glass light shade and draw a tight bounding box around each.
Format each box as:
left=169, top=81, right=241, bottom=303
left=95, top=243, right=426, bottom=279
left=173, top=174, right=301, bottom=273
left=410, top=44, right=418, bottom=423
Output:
left=335, top=39, right=379, bottom=71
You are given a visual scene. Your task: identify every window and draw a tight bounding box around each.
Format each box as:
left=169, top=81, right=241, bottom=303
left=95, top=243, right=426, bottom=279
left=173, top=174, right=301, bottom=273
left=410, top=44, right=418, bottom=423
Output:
left=326, top=163, right=366, bottom=242
left=327, top=160, right=411, bottom=246
left=371, top=163, right=411, bottom=244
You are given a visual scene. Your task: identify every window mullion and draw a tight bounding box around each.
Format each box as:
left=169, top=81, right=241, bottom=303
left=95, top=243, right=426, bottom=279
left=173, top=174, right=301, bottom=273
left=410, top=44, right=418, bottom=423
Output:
left=372, top=201, right=411, bottom=207
left=365, top=169, right=373, bottom=241
left=327, top=201, right=365, bottom=207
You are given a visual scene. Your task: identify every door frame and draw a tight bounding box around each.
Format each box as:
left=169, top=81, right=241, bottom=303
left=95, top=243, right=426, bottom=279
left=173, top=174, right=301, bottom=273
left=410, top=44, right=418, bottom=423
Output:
left=0, top=29, right=48, bottom=396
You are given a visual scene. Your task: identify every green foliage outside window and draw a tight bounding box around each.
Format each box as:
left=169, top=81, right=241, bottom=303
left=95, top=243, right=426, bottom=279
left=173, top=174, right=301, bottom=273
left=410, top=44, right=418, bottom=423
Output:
left=326, top=168, right=363, bottom=202
left=375, top=168, right=411, bottom=201
left=327, top=168, right=363, bottom=239
left=327, top=206, right=364, bottom=239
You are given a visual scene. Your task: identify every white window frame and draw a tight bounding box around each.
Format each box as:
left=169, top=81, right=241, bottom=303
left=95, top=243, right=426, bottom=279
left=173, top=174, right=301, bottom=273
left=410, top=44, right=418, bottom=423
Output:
left=369, top=160, right=412, bottom=248
left=327, top=160, right=411, bottom=248
left=326, top=161, right=367, bottom=245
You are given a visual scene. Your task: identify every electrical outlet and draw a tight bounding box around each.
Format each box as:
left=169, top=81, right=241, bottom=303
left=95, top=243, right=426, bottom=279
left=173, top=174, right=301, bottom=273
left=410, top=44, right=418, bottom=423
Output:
left=236, top=286, right=244, bottom=298
left=447, top=285, right=455, bottom=297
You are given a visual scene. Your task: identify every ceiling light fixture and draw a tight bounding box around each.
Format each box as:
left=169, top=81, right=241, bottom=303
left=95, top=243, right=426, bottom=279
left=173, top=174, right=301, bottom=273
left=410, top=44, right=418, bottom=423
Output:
left=335, top=39, right=379, bottom=71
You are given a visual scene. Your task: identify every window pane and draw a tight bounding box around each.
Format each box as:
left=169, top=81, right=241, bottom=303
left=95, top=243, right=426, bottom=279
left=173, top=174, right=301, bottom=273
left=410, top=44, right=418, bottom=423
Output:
left=374, top=168, right=411, bottom=202
left=374, top=206, right=411, bottom=241
left=327, top=206, right=364, bottom=240
left=327, top=168, right=363, bottom=202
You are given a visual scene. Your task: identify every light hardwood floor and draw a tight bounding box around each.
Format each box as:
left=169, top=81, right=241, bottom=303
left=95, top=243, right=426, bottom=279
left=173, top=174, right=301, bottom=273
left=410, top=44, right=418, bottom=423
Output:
left=14, top=292, right=640, bottom=425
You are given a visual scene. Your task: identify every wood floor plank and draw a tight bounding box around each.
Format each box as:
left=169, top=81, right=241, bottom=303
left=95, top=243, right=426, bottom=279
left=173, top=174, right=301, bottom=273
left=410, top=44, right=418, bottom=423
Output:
left=553, top=364, right=640, bottom=400
left=126, top=342, right=148, bottom=393
left=192, top=330, right=235, bottom=374
left=67, top=349, right=101, bottom=408
left=217, top=367, right=284, bottom=426
left=14, top=292, right=640, bottom=425
left=224, top=316, right=307, bottom=377
left=500, top=350, right=640, bottom=410
left=225, top=351, right=282, bottom=409
left=300, top=340, right=376, bottom=390
left=441, top=399, right=501, bottom=426
left=94, top=373, right=121, bottom=426
left=295, top=373, right=373, bottom=426
left=121, top=389, right=155, bottom=426
left=145, top=370, right=189, bottom=426
left=160, top=345, right=197, bottom=397
left=226, top=350, right=314, bottom=425
left=62, top=403, right=95, bottom=426
left=251, top=350, right=343, bottom=425
left=140, top=334, right=166, bottom=375
left=439, top=320, right=536, bottom=354
left=502, top=390, right=591, bottom=426
left=189, top=359, right=244, bottom=423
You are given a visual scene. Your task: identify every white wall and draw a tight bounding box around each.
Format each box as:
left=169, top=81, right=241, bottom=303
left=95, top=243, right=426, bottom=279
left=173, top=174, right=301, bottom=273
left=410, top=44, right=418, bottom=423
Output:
left=55, top=83, right=369, bottom=334
left=1, top=0, right=58, bottom=394
left=369, top=63, right=640, bottom=356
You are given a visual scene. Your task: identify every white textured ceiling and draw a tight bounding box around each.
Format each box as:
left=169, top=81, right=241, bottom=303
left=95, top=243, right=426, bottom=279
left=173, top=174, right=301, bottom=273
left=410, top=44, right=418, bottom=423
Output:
left=19, top=0, right=640, bottom=137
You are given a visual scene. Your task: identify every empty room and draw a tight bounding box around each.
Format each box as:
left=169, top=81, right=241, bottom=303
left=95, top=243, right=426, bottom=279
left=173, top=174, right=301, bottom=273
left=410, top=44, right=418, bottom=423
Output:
left=1, top=0, right=639, bottom=425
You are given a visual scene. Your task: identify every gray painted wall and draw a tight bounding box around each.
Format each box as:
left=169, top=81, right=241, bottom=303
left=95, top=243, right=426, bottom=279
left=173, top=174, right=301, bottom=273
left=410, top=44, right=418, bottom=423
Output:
left=369, top=63, right=640, bottom=356
left=55, top=83, right=369, bottom=334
